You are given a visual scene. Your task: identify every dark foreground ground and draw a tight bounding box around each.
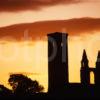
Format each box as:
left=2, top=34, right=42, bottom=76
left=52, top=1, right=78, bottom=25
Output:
left=0, top=84, right=100, bottom=99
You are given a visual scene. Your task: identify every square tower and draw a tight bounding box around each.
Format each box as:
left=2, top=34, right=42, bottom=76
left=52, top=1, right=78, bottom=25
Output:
left=48, top=32, right=68, bottom=93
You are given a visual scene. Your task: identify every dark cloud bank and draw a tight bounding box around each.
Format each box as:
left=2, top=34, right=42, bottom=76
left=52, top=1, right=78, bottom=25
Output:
left=0, top=0, right=81, bottom=12
left=0, top=17, right=100, bottom=41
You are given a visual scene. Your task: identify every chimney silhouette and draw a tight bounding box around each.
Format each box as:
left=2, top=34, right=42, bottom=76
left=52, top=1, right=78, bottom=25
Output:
left=48, top=32, right=68, bottom=93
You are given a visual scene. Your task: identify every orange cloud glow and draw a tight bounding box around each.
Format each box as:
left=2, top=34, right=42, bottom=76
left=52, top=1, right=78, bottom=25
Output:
left=0, top=0, right=82, bottom=12
left=0, top=18, right=100, bottom=41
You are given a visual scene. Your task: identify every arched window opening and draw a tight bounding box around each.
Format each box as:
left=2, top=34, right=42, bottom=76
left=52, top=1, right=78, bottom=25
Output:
left=90, top=71, right=95, bottom=84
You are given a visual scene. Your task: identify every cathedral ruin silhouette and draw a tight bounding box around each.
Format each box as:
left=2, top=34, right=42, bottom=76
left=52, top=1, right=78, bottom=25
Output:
left=48, top=32, right=100, bottom=93
left=81, top=50, right=100, bottom=86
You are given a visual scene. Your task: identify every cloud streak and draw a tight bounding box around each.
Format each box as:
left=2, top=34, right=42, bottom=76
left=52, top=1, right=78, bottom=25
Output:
left=0, top=0, right=81, bottom=12
left=0, top=17, right=100, bottom=41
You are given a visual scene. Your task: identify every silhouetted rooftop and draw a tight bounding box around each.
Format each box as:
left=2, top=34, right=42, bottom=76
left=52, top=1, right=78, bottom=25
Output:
left=47, top=32, right=68, bottom=36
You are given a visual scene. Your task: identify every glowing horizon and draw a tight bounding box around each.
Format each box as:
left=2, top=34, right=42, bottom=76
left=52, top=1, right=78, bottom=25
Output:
left=0, top=32, right=100, bottom=92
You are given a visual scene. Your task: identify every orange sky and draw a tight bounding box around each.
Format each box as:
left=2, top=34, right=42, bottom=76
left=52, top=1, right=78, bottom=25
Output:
left=0, top=0, right=100, bottom=92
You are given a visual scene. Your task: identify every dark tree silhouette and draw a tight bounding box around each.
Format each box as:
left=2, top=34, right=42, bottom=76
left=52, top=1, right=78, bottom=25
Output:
left=8, top=74, right=44, bottom=95
left=0, top=85, right=12, bottom=96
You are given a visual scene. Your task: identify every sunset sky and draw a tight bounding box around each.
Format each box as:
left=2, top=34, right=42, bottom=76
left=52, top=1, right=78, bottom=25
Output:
left=0, top=0, right=100, bottom=92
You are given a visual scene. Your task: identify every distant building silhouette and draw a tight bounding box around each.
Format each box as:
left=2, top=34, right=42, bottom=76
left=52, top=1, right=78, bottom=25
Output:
left=95, top=51, right=100, bottom=85
left=48, top=32, right=68, bottom=93
left=80, top=50, right=100, bottom=85
left=47, top=32, right=100, bottom=94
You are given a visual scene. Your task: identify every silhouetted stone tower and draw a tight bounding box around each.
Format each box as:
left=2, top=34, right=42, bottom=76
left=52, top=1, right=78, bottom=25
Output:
left=95, top=51, right=100, bottom=85
left=48, top=32, right=68, bottom=93
left=80, top=50, right=90, bottom=85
